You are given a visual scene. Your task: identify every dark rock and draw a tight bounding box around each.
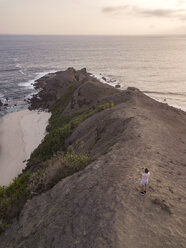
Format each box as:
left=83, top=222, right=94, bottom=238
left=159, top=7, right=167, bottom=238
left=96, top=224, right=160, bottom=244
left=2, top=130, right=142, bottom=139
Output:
left=29, top=67, right=118, bottom=113
left=115, top=84, right=121, bottom=88
left=127, top=87, right=140, bottom=91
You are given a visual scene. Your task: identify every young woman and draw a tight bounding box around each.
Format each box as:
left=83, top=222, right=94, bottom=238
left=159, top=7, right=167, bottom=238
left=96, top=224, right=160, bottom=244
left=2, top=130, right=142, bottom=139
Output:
left=141, top=168, right=150, bottom=195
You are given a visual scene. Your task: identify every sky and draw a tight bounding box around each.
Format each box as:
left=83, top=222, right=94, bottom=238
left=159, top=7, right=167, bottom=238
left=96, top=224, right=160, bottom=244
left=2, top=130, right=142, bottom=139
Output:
left=1, top=0, right=186, bottom=35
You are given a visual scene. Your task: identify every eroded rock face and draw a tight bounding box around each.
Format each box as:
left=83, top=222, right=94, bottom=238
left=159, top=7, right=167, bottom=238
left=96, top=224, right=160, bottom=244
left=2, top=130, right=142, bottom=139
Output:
left=29, top=67, right=118, bottom=112
left=0, top=100, right=2, bottom=107
left=1, top=69, right=186, bottom=248
left=29, top=68, right=80, bottom=110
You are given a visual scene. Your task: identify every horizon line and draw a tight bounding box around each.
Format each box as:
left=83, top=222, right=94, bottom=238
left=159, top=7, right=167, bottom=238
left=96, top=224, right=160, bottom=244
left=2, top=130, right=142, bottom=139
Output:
left=1, top=33, right=186, bottom=36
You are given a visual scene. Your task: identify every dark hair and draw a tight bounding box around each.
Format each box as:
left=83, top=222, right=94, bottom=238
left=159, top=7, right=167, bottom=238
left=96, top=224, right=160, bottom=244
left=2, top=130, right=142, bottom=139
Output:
left=145, top=168, right=149, bottom=173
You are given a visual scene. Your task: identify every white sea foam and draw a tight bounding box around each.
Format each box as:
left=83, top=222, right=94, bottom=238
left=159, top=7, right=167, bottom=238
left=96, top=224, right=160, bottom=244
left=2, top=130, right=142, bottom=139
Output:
left=167, top=104, right=186, bottom=113
left=0, top=97, right=9, bottom=105
left=0, top=97, right=5, bottom=104
left=90, top=73, right=120, bottom=87
left=18, top=80, right=35, bottom=89
left=15, top=63, right=21, bottom=68
left=0, top=92, right=9, bottom=104
left=24, top=92, right=40, bottom=101
left=0, top=93, right=4, bottom=98
left=19, top=70, right=25, bottom=75
left=143, top=93, right=186, bottom=114
left=92, top=73, right=186, bottom=113
left=18, top=70, right=58, bottom=90
left=15, top=62, right=26, bottom=75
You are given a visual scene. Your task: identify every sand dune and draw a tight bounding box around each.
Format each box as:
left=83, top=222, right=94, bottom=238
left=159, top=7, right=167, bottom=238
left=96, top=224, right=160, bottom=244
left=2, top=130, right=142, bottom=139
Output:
left=0, top=109, right=51, bottom=186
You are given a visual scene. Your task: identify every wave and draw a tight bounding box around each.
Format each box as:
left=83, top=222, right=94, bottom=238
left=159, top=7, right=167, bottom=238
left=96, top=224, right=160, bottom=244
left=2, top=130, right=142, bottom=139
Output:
left=153, top=97, right=186, bottom=112
left=169, top=104, right=186, bottom=112
left=91, top=76, right=186, bottom=113
left=0, top=68, right=19, bottom=73
left=18, top=70, right=58, bottom=90
left=0, top=68, right=26, bottom=75
left=90, top=73, right=119, bottom=87
left=0, top=93, right=4, bottom=98
left=18, top=80, right=35, bottom=90
left=15, top=63, right=26, bottom=75
left=19, top=70, right=25, bottom=75
left=143, top=90, right=186, bottom=97
left=143, top=92, right=186, bottom=113
left=0, top=96, right=8, bottom=104
left=15, top=63, right=21, bottom=68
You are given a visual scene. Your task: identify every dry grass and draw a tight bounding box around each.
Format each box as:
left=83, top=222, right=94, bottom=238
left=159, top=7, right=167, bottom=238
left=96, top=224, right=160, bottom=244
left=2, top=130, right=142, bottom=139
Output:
left=29, top=152, right=92, bottom=194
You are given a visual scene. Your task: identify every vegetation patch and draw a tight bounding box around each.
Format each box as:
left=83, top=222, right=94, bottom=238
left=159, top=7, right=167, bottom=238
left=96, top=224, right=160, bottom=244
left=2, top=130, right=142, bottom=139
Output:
left=97, top=101, right=114, bottom=111
left=29, top=151, right=92, bottom=194
left=28, top=109, right=97, bottom=166
left=46, top=86, right=76, bottom=132
left=28, top=100, right=114, bottom=167
left=0, top=173, right=30, bottom=233
left=0, top=151, right=92, bottom=233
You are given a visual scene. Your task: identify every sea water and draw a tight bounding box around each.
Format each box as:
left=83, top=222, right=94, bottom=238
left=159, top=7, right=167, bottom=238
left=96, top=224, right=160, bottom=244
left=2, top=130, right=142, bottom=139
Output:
left=1, top=35, right=186, bottom=114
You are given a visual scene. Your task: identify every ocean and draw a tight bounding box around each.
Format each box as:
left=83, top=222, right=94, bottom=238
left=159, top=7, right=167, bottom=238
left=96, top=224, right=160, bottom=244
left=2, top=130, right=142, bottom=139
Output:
left=1, top=35, right=186, bottom=116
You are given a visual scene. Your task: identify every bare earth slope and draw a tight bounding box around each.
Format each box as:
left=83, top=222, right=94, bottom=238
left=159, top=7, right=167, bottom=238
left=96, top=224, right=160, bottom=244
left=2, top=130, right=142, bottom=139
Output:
left=0, top=70, right=185, bottom=248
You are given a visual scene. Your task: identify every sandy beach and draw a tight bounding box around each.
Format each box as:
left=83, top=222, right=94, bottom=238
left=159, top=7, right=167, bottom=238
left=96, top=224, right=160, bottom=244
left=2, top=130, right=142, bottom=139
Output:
left=0, top=109, right=51, bottom=186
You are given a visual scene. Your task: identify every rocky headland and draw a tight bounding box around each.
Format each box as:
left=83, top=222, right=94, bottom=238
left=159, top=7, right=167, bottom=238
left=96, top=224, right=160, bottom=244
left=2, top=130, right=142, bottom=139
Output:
left=0, top=68, right=185, bottom=248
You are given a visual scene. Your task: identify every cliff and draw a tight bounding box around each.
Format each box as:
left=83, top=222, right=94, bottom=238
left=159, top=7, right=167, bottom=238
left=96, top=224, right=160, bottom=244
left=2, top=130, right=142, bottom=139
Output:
left=0, top=68, right=185, bottom=248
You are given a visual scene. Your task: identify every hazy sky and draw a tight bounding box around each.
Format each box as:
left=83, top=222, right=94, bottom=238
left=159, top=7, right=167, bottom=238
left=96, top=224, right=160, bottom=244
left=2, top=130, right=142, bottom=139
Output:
left=1, top=0, right=186, bottom=35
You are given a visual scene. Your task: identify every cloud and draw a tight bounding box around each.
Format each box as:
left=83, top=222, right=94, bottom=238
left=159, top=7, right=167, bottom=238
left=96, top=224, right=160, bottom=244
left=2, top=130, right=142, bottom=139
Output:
left=140, top=9, right=176, bottom=17
left=138, top=8, right=186, bottom=18
left=137, top=7, right=186, bottom=21
left=102, top=5, right=186, bottom=21
left=102, top=5, right=128, bottom=13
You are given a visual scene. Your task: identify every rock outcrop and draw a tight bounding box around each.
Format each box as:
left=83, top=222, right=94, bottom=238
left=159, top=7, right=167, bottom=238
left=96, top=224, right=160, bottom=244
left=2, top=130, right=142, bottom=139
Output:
left=0, top=68, right=185, bottom=248
left=29, top=67, right=117, bottom=112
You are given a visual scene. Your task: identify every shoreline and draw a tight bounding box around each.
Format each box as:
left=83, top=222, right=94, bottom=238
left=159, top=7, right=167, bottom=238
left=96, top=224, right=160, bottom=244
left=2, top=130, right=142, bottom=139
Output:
left=0, top=109, right=51, bottom=186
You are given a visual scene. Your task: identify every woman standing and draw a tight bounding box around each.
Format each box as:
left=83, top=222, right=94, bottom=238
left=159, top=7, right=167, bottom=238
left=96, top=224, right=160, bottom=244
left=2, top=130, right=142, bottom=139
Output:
left=140, top=168, right=150, bottom=195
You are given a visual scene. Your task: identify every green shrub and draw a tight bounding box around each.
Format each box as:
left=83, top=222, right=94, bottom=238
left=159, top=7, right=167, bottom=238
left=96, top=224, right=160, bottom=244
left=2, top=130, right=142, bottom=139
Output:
left=97, top=101, right=114, bottom=111
left=28, top=109, right=97, bottom=166
left=28, top=100, right=115, bottom=167
left=47, top=86, right=76, bottom=132
left=29, top=151, right=92, bottom=194
left=0, top=173, right=30, bottom=232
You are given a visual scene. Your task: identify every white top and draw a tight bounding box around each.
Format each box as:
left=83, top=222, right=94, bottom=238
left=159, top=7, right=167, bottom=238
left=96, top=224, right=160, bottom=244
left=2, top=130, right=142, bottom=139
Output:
left=141, top=172, right=150, bottom=181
